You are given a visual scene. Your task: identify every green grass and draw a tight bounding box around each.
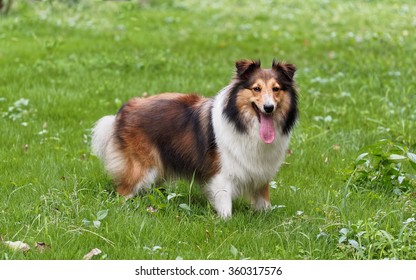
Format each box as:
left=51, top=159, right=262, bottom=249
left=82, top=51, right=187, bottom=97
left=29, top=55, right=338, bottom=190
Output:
left=0, top=0, right=415, bottom=260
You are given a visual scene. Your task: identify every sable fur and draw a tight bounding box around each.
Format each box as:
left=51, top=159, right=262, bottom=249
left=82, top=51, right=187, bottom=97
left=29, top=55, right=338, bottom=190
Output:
left=92, top=59, right=298, bottom=218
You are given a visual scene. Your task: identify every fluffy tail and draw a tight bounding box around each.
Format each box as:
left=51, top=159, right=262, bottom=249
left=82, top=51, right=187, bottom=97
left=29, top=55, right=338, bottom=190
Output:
left=91, top=115, right=116, bottom=161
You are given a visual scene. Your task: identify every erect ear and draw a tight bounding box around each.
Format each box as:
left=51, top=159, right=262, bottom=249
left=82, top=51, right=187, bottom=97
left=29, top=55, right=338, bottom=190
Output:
left=272, top=59, right=296, bottom=80
left=235, top=59, right=261, bottom=80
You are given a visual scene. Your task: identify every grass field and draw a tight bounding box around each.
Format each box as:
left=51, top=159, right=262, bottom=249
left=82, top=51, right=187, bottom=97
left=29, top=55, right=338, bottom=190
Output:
left=0, top=0, right=415, bottom=260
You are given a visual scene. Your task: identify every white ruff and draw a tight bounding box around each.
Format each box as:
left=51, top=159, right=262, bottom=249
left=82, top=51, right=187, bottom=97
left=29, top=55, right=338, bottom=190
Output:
left=207, top=86, right=290, bottom=218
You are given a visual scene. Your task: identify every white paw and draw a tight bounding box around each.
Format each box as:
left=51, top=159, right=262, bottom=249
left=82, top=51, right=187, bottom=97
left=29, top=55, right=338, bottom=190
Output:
left=216, top=205, right=232, bottom=219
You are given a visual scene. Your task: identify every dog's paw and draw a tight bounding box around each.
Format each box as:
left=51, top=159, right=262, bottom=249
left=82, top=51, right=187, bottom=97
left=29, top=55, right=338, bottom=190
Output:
left=251, top=197, right=272, bottom=212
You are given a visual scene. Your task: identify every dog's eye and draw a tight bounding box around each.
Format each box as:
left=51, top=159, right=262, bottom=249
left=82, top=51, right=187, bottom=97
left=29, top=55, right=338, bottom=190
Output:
left=252, top=87, right=261, bottom=92
left=272, top=87, right=280, bottom=92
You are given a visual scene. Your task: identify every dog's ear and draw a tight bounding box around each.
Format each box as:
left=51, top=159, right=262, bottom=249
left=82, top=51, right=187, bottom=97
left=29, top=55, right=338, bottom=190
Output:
left=235, top=59, right=261, bottom=80
left=272, top=60, right=296, bottom=81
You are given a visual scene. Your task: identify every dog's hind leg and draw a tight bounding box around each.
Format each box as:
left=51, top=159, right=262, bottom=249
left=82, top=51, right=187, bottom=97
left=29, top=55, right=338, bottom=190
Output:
left=118, top=173, right=159, bottom=199
left=116, top=159, right=159, bottom=199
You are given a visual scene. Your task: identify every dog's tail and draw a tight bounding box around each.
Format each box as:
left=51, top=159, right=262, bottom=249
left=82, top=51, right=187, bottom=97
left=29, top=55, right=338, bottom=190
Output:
left=91, top=115, right=116, bottom=161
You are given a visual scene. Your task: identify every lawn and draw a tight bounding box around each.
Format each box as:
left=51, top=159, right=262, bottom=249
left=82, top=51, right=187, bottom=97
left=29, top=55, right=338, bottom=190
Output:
left=0, top=0, right=415, bottom=260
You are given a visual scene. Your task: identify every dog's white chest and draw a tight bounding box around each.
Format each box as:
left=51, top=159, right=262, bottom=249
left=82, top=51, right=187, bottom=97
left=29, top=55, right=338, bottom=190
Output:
left=212, top=89, right=289, bottom=192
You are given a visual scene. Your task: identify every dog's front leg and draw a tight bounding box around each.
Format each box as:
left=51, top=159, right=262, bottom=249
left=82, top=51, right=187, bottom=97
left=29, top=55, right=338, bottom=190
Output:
left=250, top=183, right=272, bottom=211
left=205, top=174, right=233, bottom=219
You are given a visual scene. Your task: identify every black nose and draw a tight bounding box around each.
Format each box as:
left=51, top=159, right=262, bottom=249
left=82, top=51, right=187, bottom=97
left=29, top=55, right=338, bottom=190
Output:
left=263, top=104, right=275, bottom=113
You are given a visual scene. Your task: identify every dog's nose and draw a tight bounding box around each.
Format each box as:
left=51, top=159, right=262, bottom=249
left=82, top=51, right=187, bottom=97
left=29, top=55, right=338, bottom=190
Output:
left=263, top=104, right=275, bottom=113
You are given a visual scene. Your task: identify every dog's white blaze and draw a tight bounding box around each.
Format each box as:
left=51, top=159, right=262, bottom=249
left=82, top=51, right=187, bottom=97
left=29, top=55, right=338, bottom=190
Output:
left=208, top=86, right=290, bottom=217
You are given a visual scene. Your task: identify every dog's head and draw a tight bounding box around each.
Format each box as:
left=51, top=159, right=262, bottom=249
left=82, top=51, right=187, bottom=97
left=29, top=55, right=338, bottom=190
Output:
left=224, top=59, right=298, bottom=143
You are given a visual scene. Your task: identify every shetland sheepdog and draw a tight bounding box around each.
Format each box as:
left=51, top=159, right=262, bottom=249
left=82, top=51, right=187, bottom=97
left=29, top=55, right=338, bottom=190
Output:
left=92, top=59, right=298, bottom=219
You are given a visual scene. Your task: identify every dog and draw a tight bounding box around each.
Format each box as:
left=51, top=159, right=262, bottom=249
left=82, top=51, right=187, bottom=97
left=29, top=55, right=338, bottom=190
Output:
left=92, top=59, right=298, bottom=219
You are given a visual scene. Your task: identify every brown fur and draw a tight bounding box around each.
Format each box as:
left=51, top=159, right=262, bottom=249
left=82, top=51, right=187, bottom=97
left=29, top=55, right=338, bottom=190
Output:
left=259, top=184, right=270, bottom=202
left=114, top=93, right=220, bottom=195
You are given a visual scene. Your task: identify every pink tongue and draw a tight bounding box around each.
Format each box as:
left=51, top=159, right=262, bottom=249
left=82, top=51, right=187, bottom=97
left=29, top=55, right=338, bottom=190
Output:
left=259, top=113, right=275, bottom=144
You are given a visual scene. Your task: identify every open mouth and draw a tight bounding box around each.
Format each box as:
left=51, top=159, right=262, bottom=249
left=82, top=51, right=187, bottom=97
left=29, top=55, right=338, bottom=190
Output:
left=251, top=102, right=261, bottom=121
left=251, top=102, right=274, bottom=120
left=251, top=102, right=276, bottom=144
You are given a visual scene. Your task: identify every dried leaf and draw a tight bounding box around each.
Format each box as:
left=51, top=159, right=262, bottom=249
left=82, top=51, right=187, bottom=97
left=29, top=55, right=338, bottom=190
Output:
left=35, top=242, right=51, bottom=252
left=146, top=206, right=158, bottom=213
left=4, top=241, right=30, bottom=252
left=83, top=248, right=102, bottom=260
